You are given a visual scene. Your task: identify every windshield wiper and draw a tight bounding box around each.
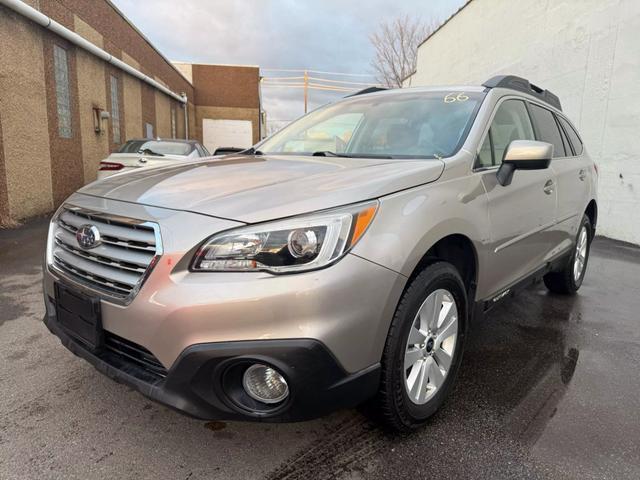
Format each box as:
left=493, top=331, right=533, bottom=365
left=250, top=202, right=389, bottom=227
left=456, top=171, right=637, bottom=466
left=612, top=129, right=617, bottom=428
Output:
left=311, top=151, right=350, bottom=157
left=312, top=151, right=395, bottom=159
left=241, top=147, right=264, bottom=156
left=347, top=153, right=394, bottom=159
left=138, top=148, right=165, bottom=157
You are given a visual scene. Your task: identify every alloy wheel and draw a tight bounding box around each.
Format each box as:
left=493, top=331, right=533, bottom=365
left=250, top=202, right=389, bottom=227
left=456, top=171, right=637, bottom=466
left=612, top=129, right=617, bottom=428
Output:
left=573, top=226, right=588, bottom=282
left=403, top=289, right=458, bottom=405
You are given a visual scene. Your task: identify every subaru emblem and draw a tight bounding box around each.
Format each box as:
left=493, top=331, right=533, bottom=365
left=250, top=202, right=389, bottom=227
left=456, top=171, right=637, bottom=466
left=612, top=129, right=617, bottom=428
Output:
left=76, top=224, right=101, bottom=250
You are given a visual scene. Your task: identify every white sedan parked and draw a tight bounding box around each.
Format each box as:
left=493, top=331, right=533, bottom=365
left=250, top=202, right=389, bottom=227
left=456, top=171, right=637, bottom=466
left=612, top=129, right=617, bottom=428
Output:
left=97, top=139, right=211, bottom=179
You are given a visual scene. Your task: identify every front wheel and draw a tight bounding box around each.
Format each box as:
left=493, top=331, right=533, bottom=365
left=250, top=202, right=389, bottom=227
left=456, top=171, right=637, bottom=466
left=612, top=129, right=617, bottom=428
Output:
left=544, top=214, right=592, bottom=294
left=371, top=261, right=467, bottom=432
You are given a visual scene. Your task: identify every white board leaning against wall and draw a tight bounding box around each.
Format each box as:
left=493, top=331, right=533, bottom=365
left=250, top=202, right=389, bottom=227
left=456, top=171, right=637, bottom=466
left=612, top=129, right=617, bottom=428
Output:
left=203, top=119, right=253, bottom=153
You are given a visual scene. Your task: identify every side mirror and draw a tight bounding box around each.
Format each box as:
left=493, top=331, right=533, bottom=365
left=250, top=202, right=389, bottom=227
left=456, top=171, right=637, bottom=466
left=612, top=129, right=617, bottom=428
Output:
left=496, top=140, right=553, bottom=186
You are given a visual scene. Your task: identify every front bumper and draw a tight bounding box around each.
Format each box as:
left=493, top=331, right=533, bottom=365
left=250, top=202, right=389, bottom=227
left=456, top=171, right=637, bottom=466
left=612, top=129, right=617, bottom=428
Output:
left=43, top=302, right=380, bottom=421
left=42, top=194, right=405, bottom=420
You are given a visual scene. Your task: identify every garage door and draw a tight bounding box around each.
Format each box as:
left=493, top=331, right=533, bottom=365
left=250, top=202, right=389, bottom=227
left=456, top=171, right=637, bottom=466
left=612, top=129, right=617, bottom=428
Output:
left=202, top=119, right=253, bottom=153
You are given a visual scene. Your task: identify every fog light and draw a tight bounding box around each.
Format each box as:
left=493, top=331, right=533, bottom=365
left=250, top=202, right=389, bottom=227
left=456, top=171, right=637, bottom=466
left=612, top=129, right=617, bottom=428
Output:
left=242, top=364, right=289, bottom=404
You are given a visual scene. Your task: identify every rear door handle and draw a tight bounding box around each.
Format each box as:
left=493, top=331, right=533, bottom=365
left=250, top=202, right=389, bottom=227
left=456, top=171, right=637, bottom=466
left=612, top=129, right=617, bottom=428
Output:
left=543, top=179, right=555, bottom=195
left=579, top=169, right=587, bottom=181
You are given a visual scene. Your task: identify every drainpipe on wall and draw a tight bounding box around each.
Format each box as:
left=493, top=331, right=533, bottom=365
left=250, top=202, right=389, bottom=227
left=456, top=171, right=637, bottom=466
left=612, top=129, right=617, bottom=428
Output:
left=181, top=93, right=189, bottom=140
left=0, top=0, right=187, bottom=105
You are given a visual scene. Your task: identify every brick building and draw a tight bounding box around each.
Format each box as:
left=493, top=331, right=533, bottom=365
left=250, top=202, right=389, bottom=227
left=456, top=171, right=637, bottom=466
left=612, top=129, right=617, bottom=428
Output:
left=0, top=0, right=261, bottom=226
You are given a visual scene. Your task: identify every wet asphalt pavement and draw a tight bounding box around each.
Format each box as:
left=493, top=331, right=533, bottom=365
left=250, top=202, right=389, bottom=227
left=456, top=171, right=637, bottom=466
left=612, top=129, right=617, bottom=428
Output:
left=1, top=219, right=639, bottom=479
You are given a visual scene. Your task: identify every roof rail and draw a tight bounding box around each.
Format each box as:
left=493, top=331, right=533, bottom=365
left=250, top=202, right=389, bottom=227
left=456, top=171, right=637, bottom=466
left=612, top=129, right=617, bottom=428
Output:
left=346, top=86, right=387, bottom=97
left=483, top=75, right=562, bottom=111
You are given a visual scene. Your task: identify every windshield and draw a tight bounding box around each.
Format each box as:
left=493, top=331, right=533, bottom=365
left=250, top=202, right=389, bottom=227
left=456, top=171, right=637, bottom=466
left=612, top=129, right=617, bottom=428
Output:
left=118, top=140, right=194, bottom=156
left=258, top=91, right=484, bottom=158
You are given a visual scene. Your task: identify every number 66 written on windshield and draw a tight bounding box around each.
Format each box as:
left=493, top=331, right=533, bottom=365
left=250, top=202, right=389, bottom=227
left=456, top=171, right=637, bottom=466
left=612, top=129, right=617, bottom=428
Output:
left=444, top=92, right=469, bottom=103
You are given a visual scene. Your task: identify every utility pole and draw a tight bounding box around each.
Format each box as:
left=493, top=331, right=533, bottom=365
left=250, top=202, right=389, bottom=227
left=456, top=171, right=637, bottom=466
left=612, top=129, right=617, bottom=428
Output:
left=303, top=69, right=308, bottom=114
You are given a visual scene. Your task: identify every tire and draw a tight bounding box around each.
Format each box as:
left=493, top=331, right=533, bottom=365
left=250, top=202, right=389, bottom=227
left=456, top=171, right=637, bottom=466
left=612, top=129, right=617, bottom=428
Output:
left=544, top=214, right=592, bottom=295
left=370, top=261, right=467, bottom=432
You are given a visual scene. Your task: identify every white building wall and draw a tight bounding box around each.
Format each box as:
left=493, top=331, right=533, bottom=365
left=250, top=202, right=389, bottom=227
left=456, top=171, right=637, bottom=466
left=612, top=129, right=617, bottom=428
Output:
left=408, top=0, right=640, bottom=244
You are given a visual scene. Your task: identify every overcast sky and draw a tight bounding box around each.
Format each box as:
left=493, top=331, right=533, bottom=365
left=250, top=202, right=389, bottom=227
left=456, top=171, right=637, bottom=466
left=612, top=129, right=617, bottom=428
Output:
left=111, top=0, right=466, bottom=128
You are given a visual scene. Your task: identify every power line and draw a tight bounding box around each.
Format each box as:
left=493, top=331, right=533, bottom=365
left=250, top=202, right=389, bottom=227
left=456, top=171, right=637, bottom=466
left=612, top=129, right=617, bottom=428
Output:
left=262, top=83, right=356, bottom=93
left=262, top=68, right=377, bottom=78
left=307, top=76, right=382, bottom=87
left=261, top=69, right=382, bottom=114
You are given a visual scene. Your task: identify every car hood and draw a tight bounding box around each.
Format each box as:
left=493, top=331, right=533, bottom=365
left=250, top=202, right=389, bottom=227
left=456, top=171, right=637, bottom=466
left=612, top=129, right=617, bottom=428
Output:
left=80, top=154, right=445, bottom=223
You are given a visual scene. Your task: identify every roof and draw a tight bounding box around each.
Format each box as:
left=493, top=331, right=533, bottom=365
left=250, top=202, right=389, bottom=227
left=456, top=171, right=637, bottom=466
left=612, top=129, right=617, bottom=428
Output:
left=351, top=85, right=487, bottom=98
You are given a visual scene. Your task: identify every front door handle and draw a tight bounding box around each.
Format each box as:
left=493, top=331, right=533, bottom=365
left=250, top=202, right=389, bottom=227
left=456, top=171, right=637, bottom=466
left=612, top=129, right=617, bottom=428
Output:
left=579, top=169, right=587, bottom=181
left=543, top=179, right=555, bottom=195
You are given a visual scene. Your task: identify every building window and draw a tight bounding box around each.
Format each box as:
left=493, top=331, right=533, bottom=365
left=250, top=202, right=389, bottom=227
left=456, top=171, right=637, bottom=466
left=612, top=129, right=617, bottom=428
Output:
left=53, top=45, right=72, bottom=138
left=171, top=107, right=177, bottom=139
left=110, top=75, right=121, bottom=144
left=145, top=123, right=154, bottom=139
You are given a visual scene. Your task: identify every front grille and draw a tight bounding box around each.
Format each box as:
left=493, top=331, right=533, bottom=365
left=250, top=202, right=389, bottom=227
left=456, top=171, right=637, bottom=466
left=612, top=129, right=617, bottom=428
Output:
left=104, top=332, right=168, bottom=378
left=50, top=207, right=160, bottom=302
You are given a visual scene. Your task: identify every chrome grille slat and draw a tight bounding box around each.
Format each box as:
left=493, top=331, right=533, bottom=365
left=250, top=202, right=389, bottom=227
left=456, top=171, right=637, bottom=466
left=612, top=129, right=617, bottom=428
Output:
left=60, top=210, right=156, bottom=246
left=54, top=239, right=146, bottom=274
left=59, top=219, right=156, bottom=253
left=50, top=207, right=161, bottom=303
left=54, top=249, right=139, bottom=286
left=55, top=228, right=153, bottom=268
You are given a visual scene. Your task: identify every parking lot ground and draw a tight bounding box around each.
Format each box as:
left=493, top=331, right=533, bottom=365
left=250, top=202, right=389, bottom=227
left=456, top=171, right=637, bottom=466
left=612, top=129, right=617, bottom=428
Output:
left=1, top=218, right=639, bottom=480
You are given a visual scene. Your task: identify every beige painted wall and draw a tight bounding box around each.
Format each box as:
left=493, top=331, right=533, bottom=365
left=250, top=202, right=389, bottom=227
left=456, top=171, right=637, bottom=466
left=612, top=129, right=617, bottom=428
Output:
left=0, top=10, right=53, bottom=220
left=74, top=16, right=109, bottom=184
left=194, top=106, right=260, bottom=144
left=174, top=103, right=185, bottom=139
left=121, top=51, right=142, bottom=141
left=188, top=102, right=196, bottom=141
left=154, top=90, right=171, bottom=138
left=172, top=62, right=193, bottom=83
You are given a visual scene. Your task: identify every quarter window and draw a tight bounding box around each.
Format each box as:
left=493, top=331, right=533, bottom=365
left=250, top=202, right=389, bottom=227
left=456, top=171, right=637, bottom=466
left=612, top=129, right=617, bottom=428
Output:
left=529, top=104, right=566, bottom=158
left=557, top=116, right=583, bottom=155
left=53, top=45, right=72, bottom=138
left=476, top=99, right=534, bottom=168
left=109, top=75, right=121, bottom=144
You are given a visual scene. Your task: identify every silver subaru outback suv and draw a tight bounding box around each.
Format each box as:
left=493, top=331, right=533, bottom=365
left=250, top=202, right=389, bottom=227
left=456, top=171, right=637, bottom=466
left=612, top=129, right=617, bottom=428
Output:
left=43, top=75, right=597, bottom=431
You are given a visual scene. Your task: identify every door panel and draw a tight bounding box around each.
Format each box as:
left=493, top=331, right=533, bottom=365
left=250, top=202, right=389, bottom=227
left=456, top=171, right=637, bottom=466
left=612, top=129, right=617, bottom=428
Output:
left=481, top=169, right=557, bottom=296
left=551, top=157, right=588, bottom=247
left=553, top=116, right=592, bottom=249
left=476, top=98, right=558, bottom=298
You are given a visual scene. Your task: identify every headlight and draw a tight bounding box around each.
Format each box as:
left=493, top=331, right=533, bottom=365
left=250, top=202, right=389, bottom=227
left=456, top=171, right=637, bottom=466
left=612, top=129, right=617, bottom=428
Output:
left=191, top=201, right=378, bottom=273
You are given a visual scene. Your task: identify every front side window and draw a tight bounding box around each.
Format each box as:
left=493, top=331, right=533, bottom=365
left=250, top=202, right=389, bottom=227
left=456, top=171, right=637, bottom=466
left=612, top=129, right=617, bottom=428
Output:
left=110, top=75, right=121, bottom=144
left=529, top=104, right=566, bottom=158
left=258, top=91, right=484, bottom=159
left=476, top=99, right=535, bottom=168
left=53, top=45, right=72, bottom=138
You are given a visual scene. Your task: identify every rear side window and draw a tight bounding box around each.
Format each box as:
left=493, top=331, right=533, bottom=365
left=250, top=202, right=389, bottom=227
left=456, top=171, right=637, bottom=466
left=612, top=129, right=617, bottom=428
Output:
left=529, top=104, right=566, bottom=158
left=557, top=116, right=584, bottom=155
left=476, top=99, right=535, bottom=168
